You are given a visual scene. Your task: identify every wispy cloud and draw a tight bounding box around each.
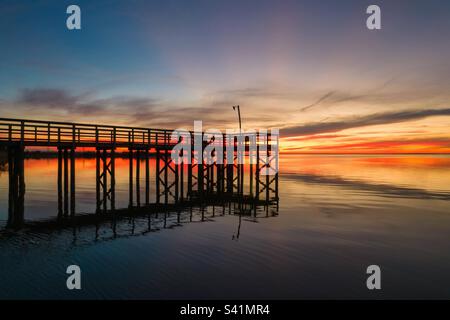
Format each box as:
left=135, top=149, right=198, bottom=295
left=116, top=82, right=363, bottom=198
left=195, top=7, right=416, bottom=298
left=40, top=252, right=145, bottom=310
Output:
left=300, top=91, right=335, bottom=112
left=298, top=75, right=450, bottom=113
left=14, top=88, right=160, bottom=116
left=283, top=108, right=450, bottom=136
left=217, top=87, right=301, bottom=101
left=4, top=87, right=239, bottom=129
left=18, top=88, right=80, bottom=109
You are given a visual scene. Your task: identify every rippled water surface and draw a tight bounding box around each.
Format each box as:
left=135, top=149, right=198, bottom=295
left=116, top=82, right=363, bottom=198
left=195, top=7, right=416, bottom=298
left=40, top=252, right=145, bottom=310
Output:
left=1, top=154, right=450, bottom=299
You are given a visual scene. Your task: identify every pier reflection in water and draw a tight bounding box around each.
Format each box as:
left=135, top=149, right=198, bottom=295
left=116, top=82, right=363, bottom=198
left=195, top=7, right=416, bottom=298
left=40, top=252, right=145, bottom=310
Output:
left=0, top=199, right=278, bottom=248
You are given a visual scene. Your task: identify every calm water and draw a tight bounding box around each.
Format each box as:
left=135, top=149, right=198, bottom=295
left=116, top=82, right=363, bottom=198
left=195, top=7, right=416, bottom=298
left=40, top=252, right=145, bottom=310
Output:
left=1, top=154, right=450, bottom=299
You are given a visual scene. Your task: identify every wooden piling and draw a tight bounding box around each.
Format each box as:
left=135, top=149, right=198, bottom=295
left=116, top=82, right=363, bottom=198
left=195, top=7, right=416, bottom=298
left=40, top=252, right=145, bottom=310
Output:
left=63, top=148, right=69, bottom=216
left=129, top=148, right=133, bottom=208
left=70, top=148, right=75, bottom=216
left=58, top=148, right=63, bottom=216
left=111, top=148, right=116, bottom=211
left=145, top=149, right=150, bottom=205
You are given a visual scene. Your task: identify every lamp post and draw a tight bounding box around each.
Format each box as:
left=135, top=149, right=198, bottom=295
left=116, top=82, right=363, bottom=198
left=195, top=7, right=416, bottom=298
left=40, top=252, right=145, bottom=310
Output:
left=232, top=105, right=244, bottom=196
left=232, top=105, right=242, bottom=240
left=232, top=105, right=242, bottom=132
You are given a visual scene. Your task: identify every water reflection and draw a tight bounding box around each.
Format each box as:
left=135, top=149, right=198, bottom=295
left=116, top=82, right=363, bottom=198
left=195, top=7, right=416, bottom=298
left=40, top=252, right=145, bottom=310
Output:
left=1, top=154, right=450, bottom=299
left=0, top=201, right=278, bottom=250
left=280, top=154, right=450, bottom=193
left=284, top=172, right=450, bottom=200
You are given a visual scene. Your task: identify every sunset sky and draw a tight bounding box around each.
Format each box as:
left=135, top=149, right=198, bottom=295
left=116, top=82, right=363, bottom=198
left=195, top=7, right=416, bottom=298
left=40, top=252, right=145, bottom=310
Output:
left=1, top=0, right=450, bottom=153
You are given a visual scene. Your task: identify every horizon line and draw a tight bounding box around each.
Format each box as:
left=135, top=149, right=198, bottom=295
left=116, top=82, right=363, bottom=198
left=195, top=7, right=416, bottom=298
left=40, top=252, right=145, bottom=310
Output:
left=280, top=152, right=450, bottom=155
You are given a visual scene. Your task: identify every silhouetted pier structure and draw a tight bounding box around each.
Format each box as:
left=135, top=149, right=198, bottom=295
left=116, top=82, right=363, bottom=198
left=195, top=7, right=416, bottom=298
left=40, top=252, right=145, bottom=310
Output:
left=0, top=118, right=279, bottom=228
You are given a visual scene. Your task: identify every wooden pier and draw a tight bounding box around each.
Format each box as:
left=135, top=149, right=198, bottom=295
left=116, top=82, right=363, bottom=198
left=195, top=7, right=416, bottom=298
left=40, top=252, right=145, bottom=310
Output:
left=0, top=118, right=279, bottom=228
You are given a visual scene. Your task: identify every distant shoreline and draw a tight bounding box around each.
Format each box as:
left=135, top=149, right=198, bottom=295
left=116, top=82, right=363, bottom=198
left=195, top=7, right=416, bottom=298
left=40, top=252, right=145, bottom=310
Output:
left=280, top=152, right=450, bottom=156
left=1, top=149, right=450, bottom=160
left=0, top=148, right=156, bottom=159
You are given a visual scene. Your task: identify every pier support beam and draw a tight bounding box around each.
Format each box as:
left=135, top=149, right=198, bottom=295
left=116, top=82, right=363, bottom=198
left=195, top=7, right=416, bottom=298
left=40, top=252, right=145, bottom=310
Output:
left=187, top=150, right=197, bottom=200
left=128, top=148, right=149, bottom=208
left=145, top=149, right=150, bottom=205
left=180, top=156, right=184, bottom=202
left=57, top=146, right=76, bottom=217
left=136, top=149, right=141, bottom=207
left=226, top=158, right=233, bottom=194
left=156, top=147, right=179, bottom=204
left=129, top=148, right=133, bottom=208
left=7, top=145, right=25, bottom=229
left=70, top=148, right=76, bottom=216
left=156, top=147, right=160, bottom=204
left=255, top=135, right=279, bottom=202
left=96, top=148, right=115, bottom=213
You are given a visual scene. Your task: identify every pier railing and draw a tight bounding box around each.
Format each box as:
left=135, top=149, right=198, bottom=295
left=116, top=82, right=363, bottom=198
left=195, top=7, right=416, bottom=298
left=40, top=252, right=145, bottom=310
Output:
left=0, top=118, right=278, bottom=149
left=0, top=118, right=176, bottom=147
